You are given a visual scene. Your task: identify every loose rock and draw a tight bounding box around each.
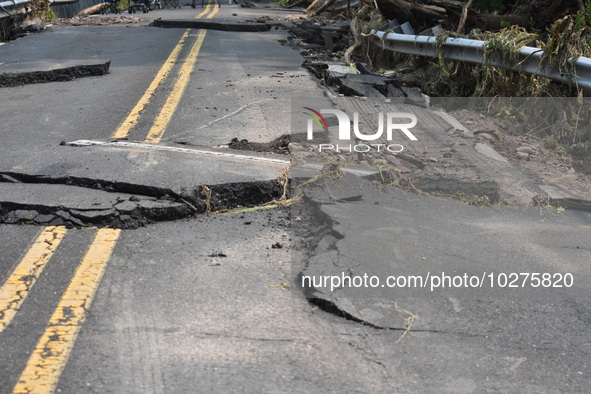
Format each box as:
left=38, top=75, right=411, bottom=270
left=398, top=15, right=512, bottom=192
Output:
left=480, top=133, right=496, bottom=143
left=517, top=146, right=534, bottom=155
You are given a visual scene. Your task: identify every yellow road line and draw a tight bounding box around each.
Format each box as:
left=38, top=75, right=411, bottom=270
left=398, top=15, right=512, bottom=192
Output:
left=143, top=2, right=217, bottom=143
left=207, top=1, right=219, bottom=18
left=13, top=228, right=121, bottom=394
left=195, top=0, right=211, bottom=18
left=144, top=29, right=208, bottom=143
left=0, top=226, right=67, bottom=333
left=111, top=30, right=191, bottom=139
left=114, top=0, right=217, bottom=142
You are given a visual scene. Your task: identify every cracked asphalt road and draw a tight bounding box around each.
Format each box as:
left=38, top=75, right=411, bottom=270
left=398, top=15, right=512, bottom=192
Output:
left=1, top=0, right=590, bottom=393
left=294, top=172, right=591, bottom=392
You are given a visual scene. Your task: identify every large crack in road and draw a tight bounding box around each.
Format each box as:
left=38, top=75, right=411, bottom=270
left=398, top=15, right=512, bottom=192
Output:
left=0, top=172, right=286, bottom=228
left=0, top=61, right=111, bottom=88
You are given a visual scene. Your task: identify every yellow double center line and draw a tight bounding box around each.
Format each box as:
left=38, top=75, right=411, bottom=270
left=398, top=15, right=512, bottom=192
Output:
left=0, top=226, right=68, bottom=332
left=112, top=1, right=219, bottom=143
left=145, top=29, right=207, bottom=143
left=5, top=4, right=220, bottom=393
left=0, top=227, right=120, bottom=394
left=13, top=228, right=121, bottom=394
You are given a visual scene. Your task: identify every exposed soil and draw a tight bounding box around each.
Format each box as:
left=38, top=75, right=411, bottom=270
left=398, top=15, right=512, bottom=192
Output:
left=450, top=109, right=591, bottom=202
left=228, top=135, right=291, bottom=154
left=287, top=21, right=591, bottom=206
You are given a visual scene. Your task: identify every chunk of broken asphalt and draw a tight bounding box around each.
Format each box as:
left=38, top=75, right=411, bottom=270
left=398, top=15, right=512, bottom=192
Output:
left=346, top=74, right=390, bottom=86
left=0, top=61, right=111, bottom=88
left=339, top=79, right=383, bottom=98
left=13, top=210, right=38, bottom=221
left=114, top=200, right=139, bottom=213
left=70, top=209, right=116, bottom=221
left=387, top=85, right=405, bottom=97
left=56, top=210, right=85, bottom=227
left=33, top=214, right=54, bottom=224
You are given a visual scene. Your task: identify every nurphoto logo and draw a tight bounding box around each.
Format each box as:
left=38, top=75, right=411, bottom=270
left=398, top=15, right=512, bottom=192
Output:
left=303, top=107, right=418, bottom=153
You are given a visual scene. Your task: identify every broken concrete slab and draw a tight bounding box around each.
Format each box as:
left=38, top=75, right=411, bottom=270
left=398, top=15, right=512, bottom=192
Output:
left=0, top=182, right=192, bottom=228
left=327, top=64, right=358, bottom=75
left=0, top=140, right=292, bottom=227
left=325, top=64, right=360, bottom=83
left=1, top=183, right=131, bottom=211
left=12, top=209, right=38, bottom=221
left=538, top=184, right=591, bottom=212
left=387, top=84, right=405, bottom=97
left=400, top=85, right=429, bottom=107
left=338, top=78, right=384, bottom=97
left=0, top=60, right=110, bottom=88
left=3, top=140, right=289, bottom=190
left=313, top=97, right=553, bottom=206
left=475, top=143, right=509, bottom=163
left=346, top=73, right=390, bottom=86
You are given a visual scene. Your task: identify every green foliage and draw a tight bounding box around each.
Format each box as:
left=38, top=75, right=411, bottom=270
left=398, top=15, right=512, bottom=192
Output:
left=573, top=0, right=591, bottom=30
left=571, top=141, right=591, bottom=158
left=43, top=8, right=58, bottom=20
left=273, top=0, right=295, bottom=5
left=481, top=25, right=537, bottom=63
left=29, top=0, right=52, bottom=19
left=118, top=0, right=131, bottom=11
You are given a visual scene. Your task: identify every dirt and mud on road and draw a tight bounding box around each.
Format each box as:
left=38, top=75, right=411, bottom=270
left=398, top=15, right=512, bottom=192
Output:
left=282, top=19, right=591, bottom=211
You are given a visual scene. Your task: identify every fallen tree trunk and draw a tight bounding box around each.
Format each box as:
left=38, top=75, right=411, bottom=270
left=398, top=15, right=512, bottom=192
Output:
left=374, top=0, right=581, bottom=32
left=305, top=0, right=323, bottom=13
left=456, top=0, right=472, bottom=33
left=76, top=3, right=108, bottom=17
left=374, top=0, right=446, bottom=25
left=315, top=0, right=336, bottom=15
left=472, top=12, right=531, bottom=31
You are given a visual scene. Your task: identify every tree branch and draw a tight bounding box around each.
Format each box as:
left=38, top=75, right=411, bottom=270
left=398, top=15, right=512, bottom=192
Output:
left=456, top=0, right=473, bottom=34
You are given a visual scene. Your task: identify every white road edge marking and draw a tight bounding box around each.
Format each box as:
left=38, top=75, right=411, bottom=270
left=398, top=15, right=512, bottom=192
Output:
left=65, top=140, right=381, bottom=178
left=66, top=140, right=291, bottom=164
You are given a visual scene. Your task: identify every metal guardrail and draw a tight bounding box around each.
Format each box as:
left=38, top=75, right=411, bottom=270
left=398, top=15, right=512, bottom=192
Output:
left=367, top=27, right=591, bottom=91
left=0, top=0, right=30, bottom=20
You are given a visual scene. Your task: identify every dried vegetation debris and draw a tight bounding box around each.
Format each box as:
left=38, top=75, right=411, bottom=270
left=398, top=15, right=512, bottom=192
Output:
left=286, top=0, right=591, bottom=174
left=450, top=107, right=591, bottom=198
left=287, top=17, right=429, bottom=103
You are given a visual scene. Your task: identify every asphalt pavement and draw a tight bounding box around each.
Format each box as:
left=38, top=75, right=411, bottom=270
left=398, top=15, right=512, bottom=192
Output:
left=0, top=0, right=590, bottom=393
